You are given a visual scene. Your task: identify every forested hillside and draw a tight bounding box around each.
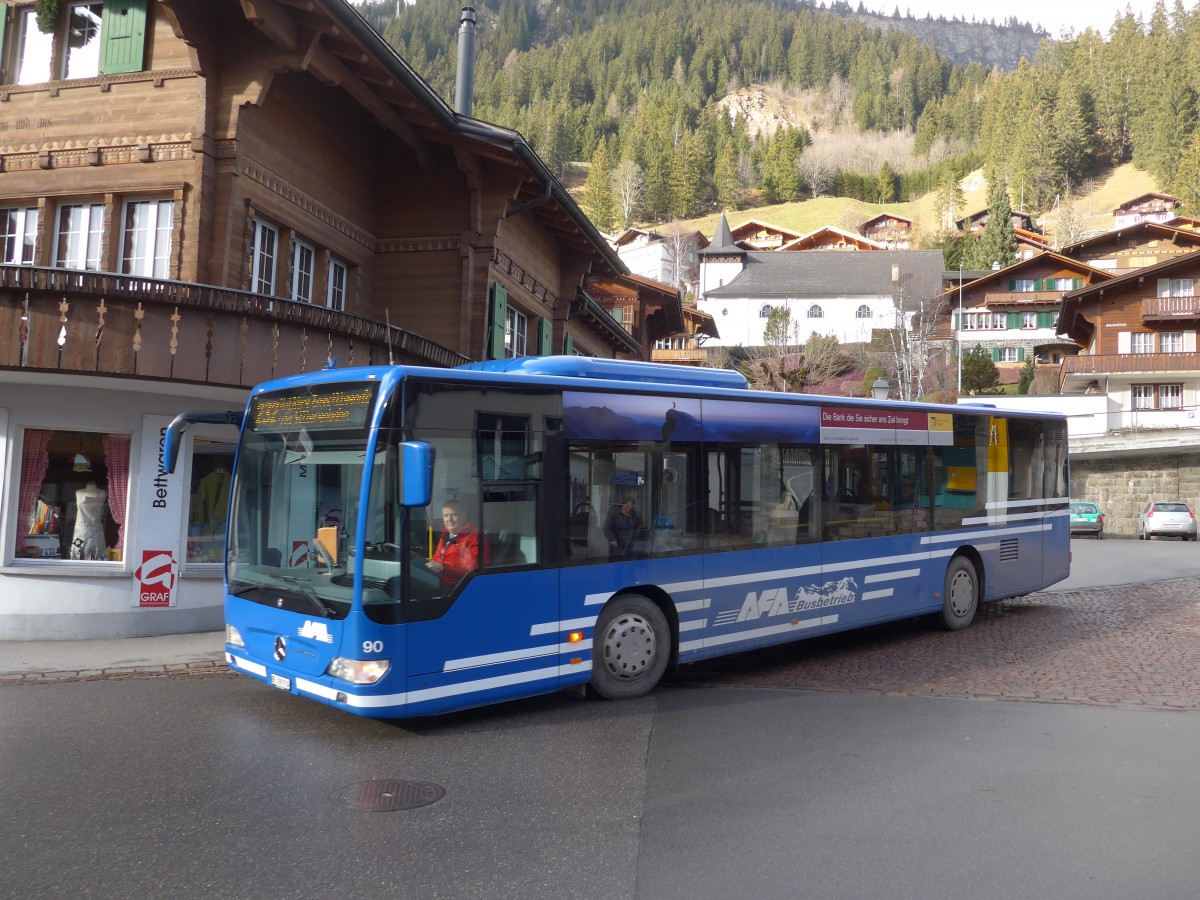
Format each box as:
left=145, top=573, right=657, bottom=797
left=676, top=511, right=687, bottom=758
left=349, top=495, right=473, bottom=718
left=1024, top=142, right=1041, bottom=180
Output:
left=357, top=0, right=1197, bottom=237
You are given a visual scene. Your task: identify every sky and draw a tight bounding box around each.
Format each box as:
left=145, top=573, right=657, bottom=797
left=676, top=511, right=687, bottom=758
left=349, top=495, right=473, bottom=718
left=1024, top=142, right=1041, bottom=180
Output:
left=858, top=1, right=1191, bottom=38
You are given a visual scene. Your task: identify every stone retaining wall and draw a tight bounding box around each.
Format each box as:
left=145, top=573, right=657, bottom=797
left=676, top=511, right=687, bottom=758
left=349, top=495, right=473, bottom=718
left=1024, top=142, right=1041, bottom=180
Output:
left=1070, top=455, right=1200, bottom=536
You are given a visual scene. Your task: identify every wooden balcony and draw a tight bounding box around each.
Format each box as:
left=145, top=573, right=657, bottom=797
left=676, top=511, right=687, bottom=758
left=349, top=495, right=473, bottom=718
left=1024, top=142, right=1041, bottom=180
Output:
left=1062, top=352, right=1200, bottom=379
left=1141, top=295, right=1200, bottom=320
left=0, top=265, right=467, bottom=389
left=981, top=291, right=1063, bottom=307
left=650, top=347, right=711, bottom=364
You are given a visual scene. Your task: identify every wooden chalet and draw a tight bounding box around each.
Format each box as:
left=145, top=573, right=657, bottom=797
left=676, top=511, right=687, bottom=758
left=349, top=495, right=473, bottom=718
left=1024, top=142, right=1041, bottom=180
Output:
left=956, top=209, right=1034, bottom=234
left=0, top=0, right=663, bottom=639
left=858, top=213, right=912, bottom=249
left=728, top=219, right=802, bottom=251
left=779, top=226, right=884, bottom=252
left=1058, top=252, right=1200, bottom=402
left=933, top=252, right=1111, bottom=377
left=1014, top=228, right=1051, bottom=261
left=1059, top=223, right=1200, bottom=275
left=1112, top=193, right=1180, bottom=229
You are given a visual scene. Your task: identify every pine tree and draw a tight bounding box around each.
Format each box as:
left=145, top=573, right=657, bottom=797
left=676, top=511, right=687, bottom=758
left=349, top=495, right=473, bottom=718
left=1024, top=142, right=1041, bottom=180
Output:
left=1173, top=134, right=1200, bottom=214
left=582, top=136, right=617, bottom=233
left=966, top=177, right=1017, bottom=270
left=876, top=161, right=897, bottom=202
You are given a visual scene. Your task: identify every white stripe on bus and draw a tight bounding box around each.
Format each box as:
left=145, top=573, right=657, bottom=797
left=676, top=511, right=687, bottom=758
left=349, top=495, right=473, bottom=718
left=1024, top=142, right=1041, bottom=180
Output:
left=229, top=653, right=267, bottom=677
left=529, top=616, right=598, bottom=636
left=864, top=568, right=920, bottom=583
left=861, top=589, right=894, bottom=601
left=443, top=640, right=593, bottom=673
left=680, top=614, right=839, bottom=652
left=986, top=496, right=1069, bottom=510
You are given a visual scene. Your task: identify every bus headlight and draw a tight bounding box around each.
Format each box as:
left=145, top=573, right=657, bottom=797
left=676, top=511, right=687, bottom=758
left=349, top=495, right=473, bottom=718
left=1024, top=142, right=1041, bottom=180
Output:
left=226, top=624, right=245, bottom=648
left=327, top=657, right=390, bottom=685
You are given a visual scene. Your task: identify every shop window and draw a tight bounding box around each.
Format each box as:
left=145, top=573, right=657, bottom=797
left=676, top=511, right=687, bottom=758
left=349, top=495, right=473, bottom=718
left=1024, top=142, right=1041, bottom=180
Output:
left=121, top=198, right=173, bottom=278
left=0, top=206, right=39, bottom=265
left=15, top=428, right=129, bottom=563
left=186, top=439, right=235, bottom=564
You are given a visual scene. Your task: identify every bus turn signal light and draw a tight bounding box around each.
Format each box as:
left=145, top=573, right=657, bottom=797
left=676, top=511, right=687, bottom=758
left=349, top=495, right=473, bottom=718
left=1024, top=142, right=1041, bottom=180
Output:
left=568, top=631, right=583, bottom=643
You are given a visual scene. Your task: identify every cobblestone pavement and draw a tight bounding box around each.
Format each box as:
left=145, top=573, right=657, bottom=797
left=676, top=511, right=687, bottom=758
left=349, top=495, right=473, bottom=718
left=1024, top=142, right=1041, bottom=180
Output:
left=670, top=578, right=1200, bottom=712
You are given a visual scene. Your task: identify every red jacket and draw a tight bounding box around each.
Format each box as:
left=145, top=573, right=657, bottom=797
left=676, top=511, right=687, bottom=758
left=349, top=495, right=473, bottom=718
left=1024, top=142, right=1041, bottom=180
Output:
left=431, top=527, right=484, bottom=583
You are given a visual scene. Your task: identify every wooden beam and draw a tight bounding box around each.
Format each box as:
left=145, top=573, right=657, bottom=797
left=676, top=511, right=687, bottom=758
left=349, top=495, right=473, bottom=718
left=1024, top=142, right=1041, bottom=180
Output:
left=302, top=37, right=434, bottom=170
left=240, top=0, right=299, bottom=52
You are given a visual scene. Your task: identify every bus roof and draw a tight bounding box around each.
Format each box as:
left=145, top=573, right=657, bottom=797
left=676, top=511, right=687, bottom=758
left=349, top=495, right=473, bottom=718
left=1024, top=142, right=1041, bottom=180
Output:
left=457, top=356, right=749, bottom=390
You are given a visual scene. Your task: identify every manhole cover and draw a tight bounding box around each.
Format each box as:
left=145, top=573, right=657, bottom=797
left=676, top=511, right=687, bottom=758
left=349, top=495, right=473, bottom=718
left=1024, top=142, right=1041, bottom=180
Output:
left=331, top=779, right=445, bottom=812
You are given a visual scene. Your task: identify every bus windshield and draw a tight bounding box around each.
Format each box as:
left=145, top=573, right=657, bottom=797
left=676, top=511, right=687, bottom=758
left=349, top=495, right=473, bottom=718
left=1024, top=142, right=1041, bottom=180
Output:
left=227, top=381, right=380, bottom=619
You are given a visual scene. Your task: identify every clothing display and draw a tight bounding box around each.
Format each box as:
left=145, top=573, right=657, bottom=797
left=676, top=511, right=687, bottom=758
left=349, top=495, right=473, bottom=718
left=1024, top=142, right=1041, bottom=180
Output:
left=192, top=467, right=230, bottom=536
left=71, top=482, right=108, bottom=561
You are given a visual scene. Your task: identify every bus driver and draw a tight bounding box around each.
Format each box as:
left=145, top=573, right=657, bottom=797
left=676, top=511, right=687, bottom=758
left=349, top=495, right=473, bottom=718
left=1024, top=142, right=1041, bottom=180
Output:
left=426, top=500, right=484, bottom=585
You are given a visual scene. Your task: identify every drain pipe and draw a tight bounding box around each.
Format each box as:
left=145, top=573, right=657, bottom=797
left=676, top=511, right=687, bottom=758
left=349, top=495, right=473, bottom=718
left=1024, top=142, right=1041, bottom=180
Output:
left=454, top=7, right=476, bottom=117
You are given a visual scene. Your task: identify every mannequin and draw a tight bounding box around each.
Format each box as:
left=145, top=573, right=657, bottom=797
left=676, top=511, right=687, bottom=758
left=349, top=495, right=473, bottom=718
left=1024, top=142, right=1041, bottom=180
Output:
left=71, top=481, right=108, bottom=561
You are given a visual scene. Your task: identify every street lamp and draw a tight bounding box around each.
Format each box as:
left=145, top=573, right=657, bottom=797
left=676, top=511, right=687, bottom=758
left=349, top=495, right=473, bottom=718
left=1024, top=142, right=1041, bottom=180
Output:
left=870, top=377, right=890, bottom=401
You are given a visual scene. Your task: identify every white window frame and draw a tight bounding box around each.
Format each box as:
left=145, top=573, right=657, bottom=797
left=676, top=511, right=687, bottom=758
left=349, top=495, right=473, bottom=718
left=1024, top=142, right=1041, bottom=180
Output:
left=1013, top=279, right=1036, bottom=293
left=1160, top=384, right=1183, bottom=409
left=807, top=304, right=823, bottom=319
left=62, top=2, right=104, bottom=80
left=250, top=219, right=278, bottom=295
left=1131, top=332, right=1155, bottom=355
left=996, top=347, right=1020, bottom=363
left=1, top=206, right=39, bottom=265
left=1021, top=312, right=1037, bottom=329
left=504, top=307, right=528, bottom=358
left=327, top=258, right=347, bottom=311
left=54, top=202, right=104, bottom=271
left=1167, top=279, right=1195, bottom=297
left=121, top=198, right=174, bottom=279
left=856, top=305, right=872, bottom=319
left=290, top=238, right=315, bottom=304
left=1132, top=385, right=1155, bottom=410
left=1160, top=331, right=1184, bottom=353
left=13, top=8, right=53, bottom=84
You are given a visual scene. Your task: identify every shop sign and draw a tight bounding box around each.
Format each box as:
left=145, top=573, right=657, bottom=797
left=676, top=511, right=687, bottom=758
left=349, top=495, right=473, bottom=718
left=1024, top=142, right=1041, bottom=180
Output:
left=131, top=414, right=184, bottom=607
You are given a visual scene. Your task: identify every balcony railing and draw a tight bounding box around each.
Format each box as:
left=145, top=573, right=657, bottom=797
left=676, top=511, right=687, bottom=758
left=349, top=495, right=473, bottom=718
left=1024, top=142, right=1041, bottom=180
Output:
left=981, top=291, right=1064, bottom=307
left=1062, top=352, right=1200, bottom=380
left=0, top=265, right=467, bottom=388
left=650, top=347, right=711, bottom=363
left=1141, top=295, right=1200, bottom=320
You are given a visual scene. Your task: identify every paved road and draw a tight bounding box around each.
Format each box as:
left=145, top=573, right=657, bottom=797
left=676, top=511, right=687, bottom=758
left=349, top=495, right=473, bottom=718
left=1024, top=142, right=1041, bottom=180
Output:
left=3, top=538, right=1200, bottom=899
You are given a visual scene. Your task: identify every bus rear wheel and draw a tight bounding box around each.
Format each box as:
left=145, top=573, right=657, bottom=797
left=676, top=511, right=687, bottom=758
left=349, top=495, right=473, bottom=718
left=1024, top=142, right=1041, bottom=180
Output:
left=941, top=556, right=979, bottom=631
left=591, top=594, right=670, bottom=700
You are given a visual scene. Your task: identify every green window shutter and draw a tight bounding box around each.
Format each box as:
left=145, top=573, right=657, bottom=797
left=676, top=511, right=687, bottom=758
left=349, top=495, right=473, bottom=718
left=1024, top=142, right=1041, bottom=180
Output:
left=1017, top=347, right=1025, bottom=361
left=489, top=284, right=507, bottom=359
left=100, top=0, right=149, bottom=75
left=0, top=7, right=7, bottom=78
left=992, top=348, right=1000, bottom=362
left=1038, top=311, right=1052, bottom=328
left=1033, top=279, right=1043, bottom=291
left=1007, top=313, right=1020, bottom=329
left=563, top=332, right=574, bottom=356
left=1073, top=277, right=1082, bottom=290
left=1007, top=279, right=1015, bottom=292
left=537, top=316, right=553, bottom=356
left=952, top=312, right=959, bottom=329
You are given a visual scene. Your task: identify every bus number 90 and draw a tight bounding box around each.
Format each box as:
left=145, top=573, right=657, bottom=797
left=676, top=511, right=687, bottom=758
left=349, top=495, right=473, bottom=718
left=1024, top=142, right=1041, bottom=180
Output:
left=363, top=640, right=384, bottom=654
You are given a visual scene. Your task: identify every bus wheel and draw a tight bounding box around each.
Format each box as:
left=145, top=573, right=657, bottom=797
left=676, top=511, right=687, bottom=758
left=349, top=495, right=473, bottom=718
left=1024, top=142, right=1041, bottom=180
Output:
left=941, top=556, right=978, bottom=631
left=592, top=594, right=671, bottom=700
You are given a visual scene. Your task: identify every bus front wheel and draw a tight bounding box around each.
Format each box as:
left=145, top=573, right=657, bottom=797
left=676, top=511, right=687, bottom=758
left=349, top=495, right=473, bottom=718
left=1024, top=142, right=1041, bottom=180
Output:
left=941, top=557, right=979, bottom=631
left=591, top=594, right=671, bottom=700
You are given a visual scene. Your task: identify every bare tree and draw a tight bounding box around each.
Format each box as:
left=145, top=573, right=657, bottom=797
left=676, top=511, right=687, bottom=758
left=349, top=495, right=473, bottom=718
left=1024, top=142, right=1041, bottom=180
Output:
left=796, top=143, right=838, bottom=198
left=1047, top=190, right=1089, bottom=250
left=663, top=219, right=699, bottom=295
left=881, top=273, right=949, bottom=402
left=611, top=159, right=646, bottom=230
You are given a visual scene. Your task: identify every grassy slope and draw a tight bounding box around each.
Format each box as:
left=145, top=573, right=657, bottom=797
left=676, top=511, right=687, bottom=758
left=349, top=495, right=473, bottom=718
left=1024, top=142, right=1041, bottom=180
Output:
left=668, top=163, right=1160, bottom=243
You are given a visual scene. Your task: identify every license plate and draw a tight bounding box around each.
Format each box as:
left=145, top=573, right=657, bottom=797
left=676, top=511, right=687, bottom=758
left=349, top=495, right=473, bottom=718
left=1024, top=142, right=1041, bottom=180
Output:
left=270, top=673, right=291, bottom=691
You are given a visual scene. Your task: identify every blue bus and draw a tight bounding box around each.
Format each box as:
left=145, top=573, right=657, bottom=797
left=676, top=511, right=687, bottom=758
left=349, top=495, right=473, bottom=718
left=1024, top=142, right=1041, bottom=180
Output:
left=166, top=357, right=1070, bottom=717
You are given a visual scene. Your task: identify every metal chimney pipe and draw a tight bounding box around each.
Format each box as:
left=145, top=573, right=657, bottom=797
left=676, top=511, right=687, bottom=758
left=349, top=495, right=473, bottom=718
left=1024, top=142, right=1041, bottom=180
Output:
left=454, top=6, right=477, bottom=117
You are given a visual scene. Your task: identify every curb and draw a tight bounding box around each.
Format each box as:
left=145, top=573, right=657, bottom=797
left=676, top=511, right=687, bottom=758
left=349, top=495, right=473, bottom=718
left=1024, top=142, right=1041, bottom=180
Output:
left=0, top=658, right=233, bottom=685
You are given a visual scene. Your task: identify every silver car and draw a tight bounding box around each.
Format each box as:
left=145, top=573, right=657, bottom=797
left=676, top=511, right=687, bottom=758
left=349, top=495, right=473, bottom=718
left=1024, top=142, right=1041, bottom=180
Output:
left=1137, top=501, right=1198, bottom=541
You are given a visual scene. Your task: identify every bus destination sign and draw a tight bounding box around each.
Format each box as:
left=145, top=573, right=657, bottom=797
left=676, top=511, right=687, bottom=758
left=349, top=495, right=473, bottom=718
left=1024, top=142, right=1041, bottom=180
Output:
left=251, top=384, right=376, bottom=432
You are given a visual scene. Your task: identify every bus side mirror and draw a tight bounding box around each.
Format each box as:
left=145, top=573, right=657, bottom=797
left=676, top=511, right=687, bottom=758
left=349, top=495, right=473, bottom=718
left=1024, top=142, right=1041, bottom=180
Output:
left=164, top=410, right=243, bottom=474
left=399, top=441, right=433, bottom=507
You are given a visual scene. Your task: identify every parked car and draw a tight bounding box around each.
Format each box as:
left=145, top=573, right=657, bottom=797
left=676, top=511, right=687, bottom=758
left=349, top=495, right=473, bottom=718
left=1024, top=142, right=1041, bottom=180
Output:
left=1136, top=501, right=1198, bottom=541
left=1069, top=501, right=1104, bottom=538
